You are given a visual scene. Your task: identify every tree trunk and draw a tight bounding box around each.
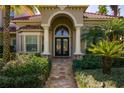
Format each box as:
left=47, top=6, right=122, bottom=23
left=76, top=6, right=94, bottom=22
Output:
left=3, top=6, right=11, bottom=63
left=110, top=5, right=118, bottom=16
left=101, top=56, right=112, bottom=74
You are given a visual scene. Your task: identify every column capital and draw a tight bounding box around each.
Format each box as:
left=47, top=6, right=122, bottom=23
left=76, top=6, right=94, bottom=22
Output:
left=75, top=24, right=83, bottom=28
left=41, top=24, right=49, bottom=30
left=75, top=26, right=81, bottom=30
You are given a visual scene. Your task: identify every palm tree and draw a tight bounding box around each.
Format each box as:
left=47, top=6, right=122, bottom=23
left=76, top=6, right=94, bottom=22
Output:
left=3, top=6, right=11, bottom=63
left=1, top=5, right=37, bottom=62
left=98, top=5, right=108, bottom=15
left=81, top=26, right=105, bottom=45
left=110, top=5, right=119, bottom=16
left=88, top=40, right=124, bottom=74
left=102, top=18, right=124, bottom=41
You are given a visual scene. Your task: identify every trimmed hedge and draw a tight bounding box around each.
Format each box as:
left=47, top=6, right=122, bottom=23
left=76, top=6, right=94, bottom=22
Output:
left=73, top=54, right=124, bottom=71
left=73, top=54, right=101, bottom=71
left=0, top=55, right=51, bottom=88
left=0, top=74, right=43, bottom=88
left=112, top=57, right=124, bottom=67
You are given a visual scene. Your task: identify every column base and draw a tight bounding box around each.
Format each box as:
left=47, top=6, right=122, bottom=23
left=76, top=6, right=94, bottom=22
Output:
left=41, top=52, right=51, bottom=59
left=42, top=52, right=51, bottom=55
left=73, top=52, right=85, bottom=60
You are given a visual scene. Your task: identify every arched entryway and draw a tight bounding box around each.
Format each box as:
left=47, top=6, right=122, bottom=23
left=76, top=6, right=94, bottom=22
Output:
left=55, top=25, right=69, bottom=56
left=41, top=11, right=83, bottom=57
left=50, top=14, right=74, bottom=57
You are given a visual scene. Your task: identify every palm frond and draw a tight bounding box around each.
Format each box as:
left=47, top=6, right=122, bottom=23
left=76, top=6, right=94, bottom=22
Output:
left=88, top=40, right=124, bottom=57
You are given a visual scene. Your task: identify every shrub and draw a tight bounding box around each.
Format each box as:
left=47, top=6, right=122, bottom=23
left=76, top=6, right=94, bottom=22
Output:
left=0, top=54, right=51, bottom=88
left=75, top=68, right=124, bottom=88
left=73, top=54, right=124, bottom=71
left=73, top=54, right=101, bottom=71
left=0, top=58, right=4, bottom=70
left=112, top=57, right=124, bottom=67
left=0, top=75, right=43, bottom=88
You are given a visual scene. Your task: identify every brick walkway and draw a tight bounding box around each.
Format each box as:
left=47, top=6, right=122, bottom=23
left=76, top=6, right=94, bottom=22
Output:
left=45, top=58, right=77, bottom=88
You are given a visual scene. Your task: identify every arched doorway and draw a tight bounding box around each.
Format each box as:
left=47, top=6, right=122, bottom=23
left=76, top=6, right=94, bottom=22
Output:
left=49, top=13, right=76, bottom=57
left=55, top=25, right=69, bottom=56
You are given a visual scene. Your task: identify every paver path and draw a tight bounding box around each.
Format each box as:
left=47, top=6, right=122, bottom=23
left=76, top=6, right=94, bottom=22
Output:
left=45, top=58, right=77, bottom=88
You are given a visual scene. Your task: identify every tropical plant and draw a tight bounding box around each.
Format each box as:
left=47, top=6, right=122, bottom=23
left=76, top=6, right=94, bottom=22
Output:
left=81, top=26, right=105, bottom=45
left=1, top=5, right=37, bottom=62
left=110, top=5, right=119, bottom=16
left=3, top=6, right=11, bottom=63
left=88, top=40, right=124, bottom=74
left=102, top=18, right=124, bottom=41
left=98, top=5, right=108, bottom=15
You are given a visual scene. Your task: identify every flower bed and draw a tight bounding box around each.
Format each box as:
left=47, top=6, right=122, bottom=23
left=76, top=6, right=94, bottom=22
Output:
left=75, top=68, right=124, bottom=88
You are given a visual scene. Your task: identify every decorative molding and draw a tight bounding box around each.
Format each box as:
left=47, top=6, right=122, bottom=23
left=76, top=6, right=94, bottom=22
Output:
left=18, top=29, right=43, bottom=33
left=47, top=11, right=77, bottom=26
left=57, top=5, right=67, bottom=10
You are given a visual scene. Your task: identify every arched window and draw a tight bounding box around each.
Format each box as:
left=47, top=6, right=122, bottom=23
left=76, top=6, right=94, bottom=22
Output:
left=55, top=26, right=69, bottom=37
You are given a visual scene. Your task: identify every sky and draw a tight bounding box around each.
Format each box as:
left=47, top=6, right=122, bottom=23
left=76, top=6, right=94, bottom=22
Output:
left=12, top=5, right=124, bottom=17
left=86, top=5, right=124, bottom=16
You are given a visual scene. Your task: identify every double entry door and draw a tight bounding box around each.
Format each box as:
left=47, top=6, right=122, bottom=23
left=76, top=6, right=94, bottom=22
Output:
left=55, top=37, right=69, bottom=56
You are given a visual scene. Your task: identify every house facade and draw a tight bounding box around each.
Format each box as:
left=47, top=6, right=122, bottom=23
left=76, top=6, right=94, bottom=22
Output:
left=0, top=5, right=116, bottom=57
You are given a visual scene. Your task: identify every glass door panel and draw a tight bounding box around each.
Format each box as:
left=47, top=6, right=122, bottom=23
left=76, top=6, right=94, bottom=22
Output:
left=55, top=38, right=69, bottom=56
left=55, top=38, right=62, bottom=56
left=63, top=38, right=69, bottom=56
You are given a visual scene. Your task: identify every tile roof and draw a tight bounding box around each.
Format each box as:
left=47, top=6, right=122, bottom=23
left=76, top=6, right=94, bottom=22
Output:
left=83, top=12, right=121, bottom=19
left=12, top=15, right=41, bottom=20
left=0, top=27, right=16, bottom=32
left=18, top=25, right=42, bottom=30
left=12, top=12, right=123, bottom=21
left=0, top=25, right=42, bottom=32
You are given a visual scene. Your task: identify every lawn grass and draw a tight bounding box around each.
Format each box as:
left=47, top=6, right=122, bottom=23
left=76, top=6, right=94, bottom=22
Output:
left=75, top=68, right=124, bottom=88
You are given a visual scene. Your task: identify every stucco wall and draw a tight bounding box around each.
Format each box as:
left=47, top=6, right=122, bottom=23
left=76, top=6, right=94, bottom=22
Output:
left=40, top=8, right=84, bottom=25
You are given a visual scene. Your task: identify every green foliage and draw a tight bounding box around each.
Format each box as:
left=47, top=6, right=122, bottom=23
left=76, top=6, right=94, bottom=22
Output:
left=81, top=26, right=105, bottom=45
left=112, top=57, right=124, bottom=67
left=98, top=5, right=108, bottom=15
left=0, top=54, right=51, bottom=88
left=0, top=75, right=43, bottom=88
left=73, top=55, right=101, bottom=71
left=88, top=40, right=124, bottom=57
left=0, top=58, right=4, bottom=70
left=73, top=54, right=124, bottom=71
left=103, top=18, right=124, bottom=41
left=75, top=68, right=124, bottom=88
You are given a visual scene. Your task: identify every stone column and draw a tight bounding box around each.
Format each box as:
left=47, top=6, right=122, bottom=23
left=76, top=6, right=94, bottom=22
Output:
left=37, top=35, right=40, bottom=53
left=74, top=26, right=83, bottom=56
left=16, top=31, right=19, bottom=52
left=42, top=26, right=50, bottom=55
left=18, top=34, right=21, bottom=52
left=23, top=35, right=26, bottom=52
left=0, top=10, right=2, bottom=27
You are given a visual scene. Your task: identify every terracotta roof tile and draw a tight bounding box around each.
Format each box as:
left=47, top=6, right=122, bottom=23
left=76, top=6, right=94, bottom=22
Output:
left=12, top=12, right=122, bottom=21
left=18, top=25, right=42, bottom=30
left=0, top=27, right=16, bottom=32
left=12, top=15, right=41, bottom=20
left=83, top=12, right=121, bottom=19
